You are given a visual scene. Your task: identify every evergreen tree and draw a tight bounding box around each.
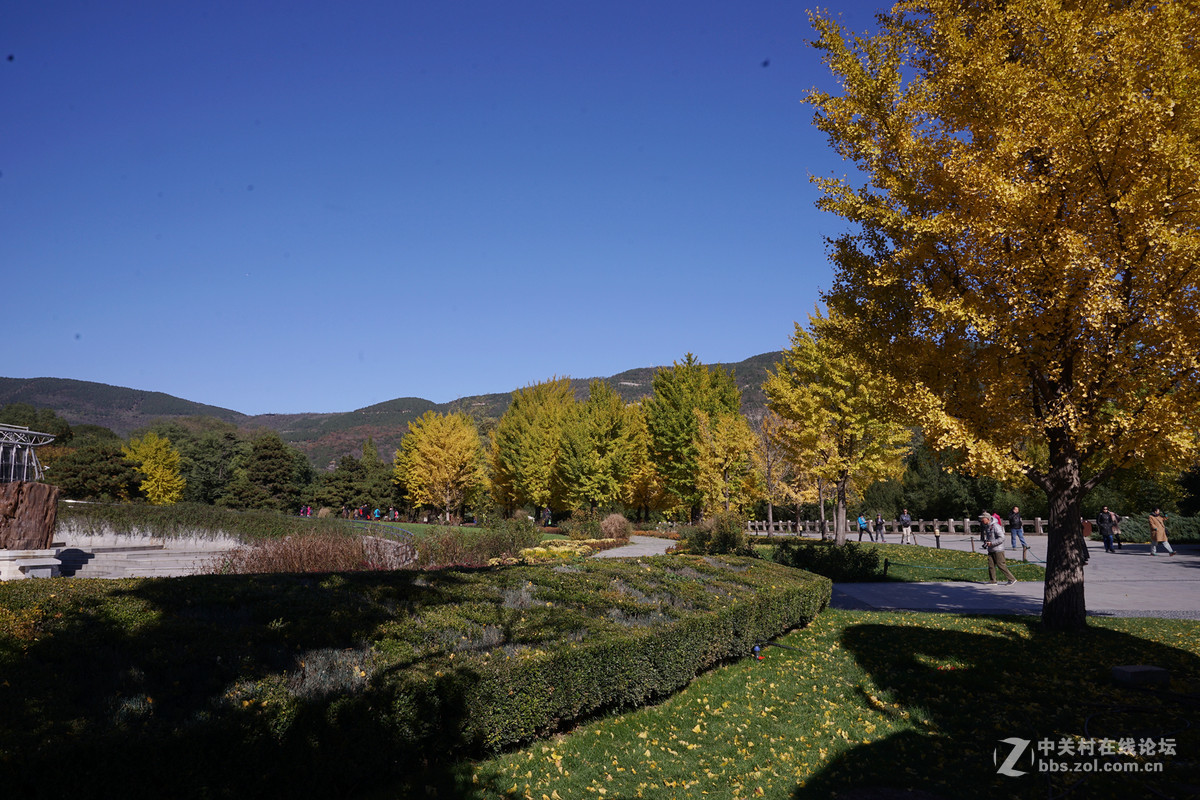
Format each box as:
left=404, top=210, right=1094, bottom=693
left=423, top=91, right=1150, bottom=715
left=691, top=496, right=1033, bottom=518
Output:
left=45, top=442, right=140, bottom=501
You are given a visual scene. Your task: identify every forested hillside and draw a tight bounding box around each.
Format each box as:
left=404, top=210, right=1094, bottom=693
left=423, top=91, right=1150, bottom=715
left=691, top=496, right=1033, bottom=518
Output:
left=1, top=352, right=778, bottom=467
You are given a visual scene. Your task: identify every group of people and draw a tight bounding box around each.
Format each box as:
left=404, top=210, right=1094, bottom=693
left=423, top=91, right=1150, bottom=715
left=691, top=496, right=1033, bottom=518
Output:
left=855, top=509, right=918, bottom=545
left=864, top=504, right=1179, bottom=580
left=1092, top=505, right=1176, bottom=556
left=337, top=505, right=402, bottom=521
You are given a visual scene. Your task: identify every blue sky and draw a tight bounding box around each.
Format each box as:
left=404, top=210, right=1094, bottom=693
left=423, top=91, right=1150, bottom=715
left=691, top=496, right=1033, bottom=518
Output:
left=3, top=1, right=881, bottom=415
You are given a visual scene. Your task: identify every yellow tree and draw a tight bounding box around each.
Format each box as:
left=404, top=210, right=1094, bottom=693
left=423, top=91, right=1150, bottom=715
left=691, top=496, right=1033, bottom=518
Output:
left=694, top=409, right=760, bottom=516
left=764, top=319, right=911, bottom=544
left=807, top=0, right=1200, bottom=628
left=123, top=431, right=185, bottom=505
left=761, top=410, right=837, bottom=538
left=754, top=411, right=793, bottom=532
left=394, top=411, right=486, bottom=523
left=488, top=378, right=575, bottom=516
left=556, top=380, right=635, bottom=512
left=621, top=403, right=672, bottom=522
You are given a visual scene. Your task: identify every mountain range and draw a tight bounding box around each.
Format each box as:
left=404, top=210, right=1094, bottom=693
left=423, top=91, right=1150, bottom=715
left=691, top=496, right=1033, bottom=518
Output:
left=1, top=352, right=780, bottom=469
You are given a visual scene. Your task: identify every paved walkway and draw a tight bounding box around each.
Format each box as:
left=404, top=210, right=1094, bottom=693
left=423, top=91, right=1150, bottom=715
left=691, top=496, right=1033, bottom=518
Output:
left=832, top=535, right=1199, bottom=619
left=592, top=534, right=678, bottom=559
left=596, top=533, right=1200, bottom=620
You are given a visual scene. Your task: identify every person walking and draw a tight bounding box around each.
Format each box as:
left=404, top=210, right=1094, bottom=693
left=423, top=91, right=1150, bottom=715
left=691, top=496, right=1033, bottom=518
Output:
left=873, top=512, right=887, bottom=543
left=1148, top=508, right=1176, bottom=556
left=1096, top=506, right=1120, bottom=553
left=1008, top=506, right=1029, bottom=550
left=899, top=508, right=915, bottom=545
left=858, top=513, right=870, bottom=542
left=980, top=512, right=1017, bottom=585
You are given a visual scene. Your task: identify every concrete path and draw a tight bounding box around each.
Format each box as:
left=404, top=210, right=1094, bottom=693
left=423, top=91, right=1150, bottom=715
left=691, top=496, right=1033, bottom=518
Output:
left=592, top=534, right=677, bottom=558
left=831, top=535, right=1199, bottom=619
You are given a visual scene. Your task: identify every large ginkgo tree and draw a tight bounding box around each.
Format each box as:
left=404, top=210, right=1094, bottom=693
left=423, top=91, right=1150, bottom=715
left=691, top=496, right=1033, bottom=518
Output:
left=807, top=0, right=1200, bottom=628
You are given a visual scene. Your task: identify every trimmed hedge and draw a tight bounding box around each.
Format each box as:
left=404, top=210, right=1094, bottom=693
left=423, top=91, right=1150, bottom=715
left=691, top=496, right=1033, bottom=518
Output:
left=1089, top=513, right=1200, bottom=544
left=0, top=556, right=829, bottom=798
left=769, top=539, right=884, bottom=582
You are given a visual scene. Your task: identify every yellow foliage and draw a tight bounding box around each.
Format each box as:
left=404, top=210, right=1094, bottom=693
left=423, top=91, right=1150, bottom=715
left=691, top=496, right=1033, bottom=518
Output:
left=764, top=315, right=911, bottom=541
left=808, top=0, right=1200, bottom=624
left=393, top=410, right=486, bottom=518
left=123, top=431, right=185, bottom=505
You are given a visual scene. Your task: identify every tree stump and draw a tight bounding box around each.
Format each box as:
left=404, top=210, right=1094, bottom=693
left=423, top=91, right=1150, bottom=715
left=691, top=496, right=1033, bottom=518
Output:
left=0, top=482, right=60, bottom=550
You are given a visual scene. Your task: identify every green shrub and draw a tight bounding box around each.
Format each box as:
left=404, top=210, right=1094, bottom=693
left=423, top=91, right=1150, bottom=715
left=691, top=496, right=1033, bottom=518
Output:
left=560, top=511, right=602, bottom=541
left=680, top=511, right=753, bottom=556
left=771, top=539, right=884, bottom=582
left=1089, top=513, right=1200, bottom=544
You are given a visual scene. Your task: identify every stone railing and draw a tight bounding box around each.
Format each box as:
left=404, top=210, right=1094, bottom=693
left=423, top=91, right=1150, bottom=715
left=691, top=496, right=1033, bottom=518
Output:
left=747, top=517, right=1053, bottom=548
left=744, top=520, right=1046, bottom=537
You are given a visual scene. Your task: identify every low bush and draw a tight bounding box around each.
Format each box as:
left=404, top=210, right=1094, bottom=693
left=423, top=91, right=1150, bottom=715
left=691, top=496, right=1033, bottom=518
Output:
left=414, top=519, right=542, bottom=568
left=559, top=511, right=601, bottom=541
left=514, top=537, right=628, bottom=563
left=0, top=557, right=830, bottom=798
left=771, top=539, right=884, bottom=582
left=599, top=512, right=633, bottom=540
left=680, top=511, right=754, bottom=556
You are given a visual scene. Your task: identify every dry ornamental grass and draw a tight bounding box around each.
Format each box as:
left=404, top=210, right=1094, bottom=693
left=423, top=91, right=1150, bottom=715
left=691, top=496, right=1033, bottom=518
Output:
left=213, top=533, right=416, bottom=574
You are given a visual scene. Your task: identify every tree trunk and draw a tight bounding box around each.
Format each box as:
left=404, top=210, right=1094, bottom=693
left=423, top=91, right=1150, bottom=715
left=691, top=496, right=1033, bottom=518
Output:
left=766, top=499, right=774, bottom=534
left=818, top=479, right=829, bottom=540
left=833, top=477, right=849, bottom=545
left=0, top=482, right=59, bottom=549
left=1041, top=433, right=1088, bottom=630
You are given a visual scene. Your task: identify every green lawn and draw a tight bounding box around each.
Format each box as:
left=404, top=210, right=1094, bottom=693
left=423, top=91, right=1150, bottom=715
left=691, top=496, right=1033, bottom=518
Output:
left=467, top=610, right=1200, bottom=799
left=868, top=541, right=1045, bottom=583
left=757, top=540, right=1046, bottom=583
left=372, top=521, right=568, bottom=544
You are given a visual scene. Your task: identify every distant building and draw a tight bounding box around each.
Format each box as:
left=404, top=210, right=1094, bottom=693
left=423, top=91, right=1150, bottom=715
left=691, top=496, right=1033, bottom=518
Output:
left=0, top=424, right=55, bottom=483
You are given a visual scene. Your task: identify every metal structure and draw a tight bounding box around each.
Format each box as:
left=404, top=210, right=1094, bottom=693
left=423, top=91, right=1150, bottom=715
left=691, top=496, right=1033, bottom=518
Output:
left=0, top=424, right=56, bottom=483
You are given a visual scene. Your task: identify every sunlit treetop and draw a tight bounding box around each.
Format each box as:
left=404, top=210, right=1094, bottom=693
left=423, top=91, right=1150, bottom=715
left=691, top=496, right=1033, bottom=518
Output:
left=808, top=0, right=1200, bottom=492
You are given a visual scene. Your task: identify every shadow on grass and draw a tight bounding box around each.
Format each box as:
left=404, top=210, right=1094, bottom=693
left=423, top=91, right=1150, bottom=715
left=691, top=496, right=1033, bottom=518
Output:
left=0, top=571, right=483, bottom=799
left=791, top=616, right=1200, bottom=800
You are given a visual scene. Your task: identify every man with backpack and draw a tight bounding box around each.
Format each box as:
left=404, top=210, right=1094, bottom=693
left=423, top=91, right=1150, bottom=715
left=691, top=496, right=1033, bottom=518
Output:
left=980, top=511, right=1017, bottom=585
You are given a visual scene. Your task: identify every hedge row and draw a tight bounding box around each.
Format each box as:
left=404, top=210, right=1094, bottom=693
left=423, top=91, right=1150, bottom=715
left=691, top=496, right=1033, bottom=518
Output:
left=0, top=556, right=830, bottom=798
left=1089, top=513, right=1200, bottom=544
